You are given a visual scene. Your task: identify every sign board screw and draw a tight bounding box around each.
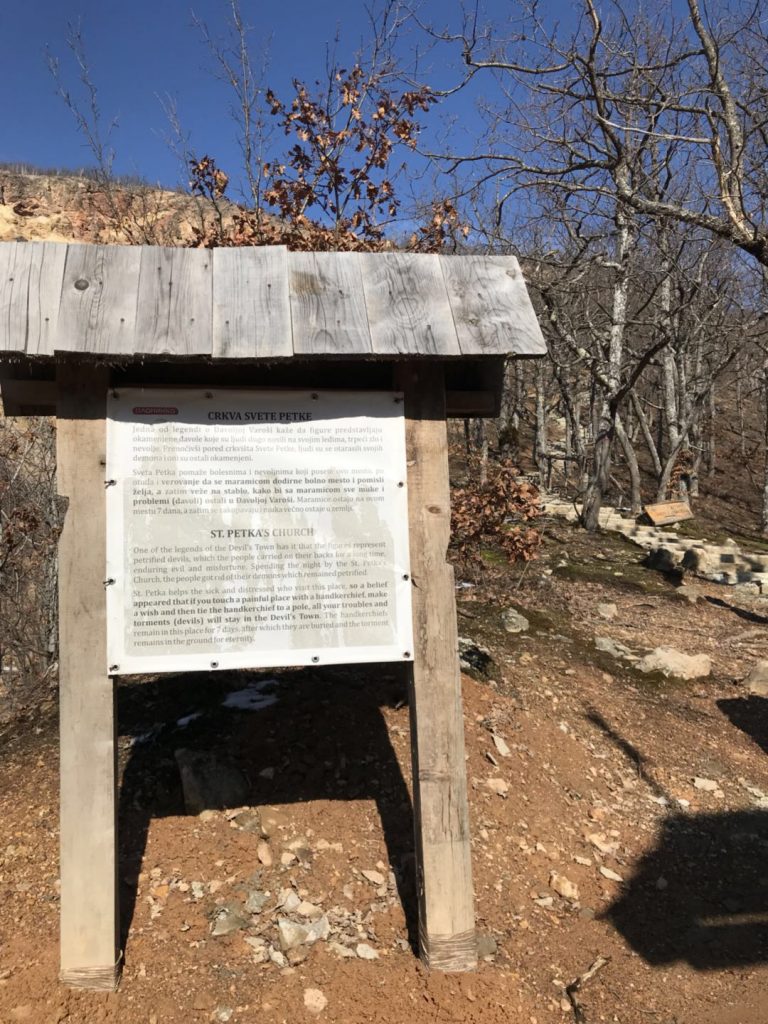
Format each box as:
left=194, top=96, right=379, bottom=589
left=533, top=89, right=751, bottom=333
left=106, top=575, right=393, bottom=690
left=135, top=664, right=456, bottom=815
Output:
left=109, top=665, right=119, bottom=673
left=210, top=660, right=219, bottom=668
left=311, top=655, right=320, bottom=663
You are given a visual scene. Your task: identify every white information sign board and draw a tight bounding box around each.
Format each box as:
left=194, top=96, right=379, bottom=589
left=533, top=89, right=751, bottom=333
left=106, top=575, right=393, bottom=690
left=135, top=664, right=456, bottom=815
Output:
left=106, top=388, right=413, bottom=675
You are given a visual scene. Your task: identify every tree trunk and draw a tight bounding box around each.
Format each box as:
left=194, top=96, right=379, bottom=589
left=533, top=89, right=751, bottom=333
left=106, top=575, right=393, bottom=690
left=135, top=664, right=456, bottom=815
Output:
left=498, top=359, right=519, bottom=458
left=706, top=384, right=717, bottom=478
left=630, top=389, right=662, bottom=477
left=582, top=399, right=617, bottom=530
left=615, top=413, right=642, bottom=515
left=582, top=197, right=632, bottom=531
left=534, top=361, right=548, bottom=481
left=474, top=419, right=489, bottom=485
left=661, top=344, right=680, bottom=457
left=762, top=358, right=768, bottom=536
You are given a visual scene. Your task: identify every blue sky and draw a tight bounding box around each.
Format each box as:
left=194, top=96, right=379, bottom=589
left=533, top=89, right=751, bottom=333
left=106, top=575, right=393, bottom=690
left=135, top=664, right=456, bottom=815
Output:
left=3, top=0, right=492, bottom=193
left=4, top=0, right=702, bottom=225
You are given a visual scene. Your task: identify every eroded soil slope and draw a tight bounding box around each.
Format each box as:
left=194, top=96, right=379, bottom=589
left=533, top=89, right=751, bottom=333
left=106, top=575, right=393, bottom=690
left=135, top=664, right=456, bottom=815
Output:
left=1, top=518, right=768, bottom=1024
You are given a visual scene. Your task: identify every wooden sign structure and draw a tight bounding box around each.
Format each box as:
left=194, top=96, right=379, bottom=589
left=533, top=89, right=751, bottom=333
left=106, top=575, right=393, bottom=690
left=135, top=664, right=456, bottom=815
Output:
left=0, top=242, right=546, bottom=988
left=643, top=501, right=694, bottom=527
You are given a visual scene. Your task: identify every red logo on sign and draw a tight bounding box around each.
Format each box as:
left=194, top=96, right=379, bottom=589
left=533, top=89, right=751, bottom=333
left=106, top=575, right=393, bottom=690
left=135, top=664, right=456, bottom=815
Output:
left=132, top=407, right=179, bottom=415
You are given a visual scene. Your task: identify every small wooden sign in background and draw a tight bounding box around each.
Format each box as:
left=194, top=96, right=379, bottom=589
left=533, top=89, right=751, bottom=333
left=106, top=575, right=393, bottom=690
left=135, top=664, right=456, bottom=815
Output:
left=644, top=501, right=694, bottom=526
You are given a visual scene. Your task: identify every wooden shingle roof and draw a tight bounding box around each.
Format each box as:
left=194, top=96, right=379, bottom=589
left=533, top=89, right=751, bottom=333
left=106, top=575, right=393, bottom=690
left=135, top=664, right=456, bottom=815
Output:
left=0, top=242, right=545, bottom=362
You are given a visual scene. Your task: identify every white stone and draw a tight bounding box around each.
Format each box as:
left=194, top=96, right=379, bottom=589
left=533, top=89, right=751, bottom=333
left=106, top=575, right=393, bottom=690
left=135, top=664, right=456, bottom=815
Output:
left=549, top=872, right=579, bottom=902
left=636, top=647, right=711, bottom=680
left=693, top=777, right=719, bottom=792
left=744, top=661, right=768, bottom=697
left=356, top=943, right=379, bottom=960
left=487, top=778, right=509, bottom=797
left=492, top=734, right=511, bottom=758
left=303, top=989, right=328, bottom=1015
left=597, top=602, right=618, bottom=621
left=361, top=869, right=385, bottom=886
left=599, top=866, right=624, bottom=882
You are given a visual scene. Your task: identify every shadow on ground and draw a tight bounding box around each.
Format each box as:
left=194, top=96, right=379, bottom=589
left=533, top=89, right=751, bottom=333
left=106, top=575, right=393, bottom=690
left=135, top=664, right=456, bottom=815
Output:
left=115, top=665, right=416, bottom=957
left=718, top=695, right=768, bottom=758
left=587, top=700, right=768, bottom=970
left=606, top=808, right=768, bottom=969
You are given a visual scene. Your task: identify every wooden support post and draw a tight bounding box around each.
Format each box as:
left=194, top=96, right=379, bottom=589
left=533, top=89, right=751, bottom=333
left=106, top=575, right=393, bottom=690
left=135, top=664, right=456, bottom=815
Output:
left=57, top=362, right=119, bottom=990
left=396, top=362, right=477, bottom=972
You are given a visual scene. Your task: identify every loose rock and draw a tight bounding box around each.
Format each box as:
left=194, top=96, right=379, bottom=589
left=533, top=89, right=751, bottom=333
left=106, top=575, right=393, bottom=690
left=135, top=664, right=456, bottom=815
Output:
left=458, top=637, right=497, bottom=680
left=361, top=869, right=385, bottom=886
left=595, top=636, right=635, bottom=661
left=303, top=989, right=327, bottom=1015
left=549, top=872, right=580, bottom=902
left=599, top=866, right=624, bottom=882
left=502, top=608, right=530, bottom=634
left=744, top=660, right=768, bottom=697
left=492, top=733, right=511, bottom=758
left=174, top=750, right=250, bottom=815
left=244, top=889, right=268, bottom=914
left=693, top=777, right=718, bottom=791
left=356, top=942, right=379, bottom=960
left=636, top=647, right=711, bottom=680
left=277, top=915, right=330, bottom=951
left=486, top=778, right=509, bottom=798
left=210, top=902, right=250, bottom=937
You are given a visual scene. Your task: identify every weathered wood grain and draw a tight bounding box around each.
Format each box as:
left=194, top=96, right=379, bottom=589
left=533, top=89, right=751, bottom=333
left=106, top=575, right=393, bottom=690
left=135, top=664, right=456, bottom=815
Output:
left=0, top=241, right=549, bottom=364
left=57, top=362, right=120, bottom=990
left=57, top=244, right=141, bottom=355
left=0, top=241, right=67, bottom=354
left=361, top=253, right=460, bottom=356
left=439, top=254, right=547, bottom=356
left=135, top=246, right=212, bottom=356
left=290, top=251, right=371, bottom=355
left=395, top=362, right=477, bottom=972
left=212, top=246, right=291, bottom=358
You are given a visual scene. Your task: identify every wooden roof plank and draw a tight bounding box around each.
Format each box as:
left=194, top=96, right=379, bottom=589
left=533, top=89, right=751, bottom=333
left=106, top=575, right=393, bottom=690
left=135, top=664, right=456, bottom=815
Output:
left=0, top=241, right=67, bottom=355
left=212, top=246, right=291, bottom=358
left=135, top=246, right=212, bottom=357
left=361, top=252, right=460, bottom=356
left=0, top=241, right=549, bottom=362
left=439, top=254, right=547, bottom=357
left=289, top=251, right=371, bottom=355
left=57, top=244, right=141, bottom=355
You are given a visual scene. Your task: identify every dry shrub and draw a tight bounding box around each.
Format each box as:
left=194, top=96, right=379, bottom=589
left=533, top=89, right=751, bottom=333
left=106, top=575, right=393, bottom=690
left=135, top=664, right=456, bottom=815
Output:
left=0, top=416, right=60, bottom=717
left=451, top=459, right=541, bottom=571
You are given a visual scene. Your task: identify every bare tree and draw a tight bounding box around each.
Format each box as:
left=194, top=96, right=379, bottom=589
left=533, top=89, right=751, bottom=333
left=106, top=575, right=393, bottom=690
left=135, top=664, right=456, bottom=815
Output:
left=419, top=0, right=766, bottom=527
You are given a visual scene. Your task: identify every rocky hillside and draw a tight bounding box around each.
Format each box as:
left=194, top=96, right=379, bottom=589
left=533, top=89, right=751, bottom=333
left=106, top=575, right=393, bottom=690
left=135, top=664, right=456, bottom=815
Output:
left=0, top=168, right=223, bottom=246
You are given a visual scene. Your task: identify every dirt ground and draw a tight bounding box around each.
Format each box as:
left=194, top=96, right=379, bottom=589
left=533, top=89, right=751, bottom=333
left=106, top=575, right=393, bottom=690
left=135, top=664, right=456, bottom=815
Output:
left=2, top=516, right=768, bottom=1024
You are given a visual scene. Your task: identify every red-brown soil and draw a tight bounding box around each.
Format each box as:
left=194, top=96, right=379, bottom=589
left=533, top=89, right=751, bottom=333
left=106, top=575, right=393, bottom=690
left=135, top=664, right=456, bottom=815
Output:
left=2, top=520, right=768, bottom=1024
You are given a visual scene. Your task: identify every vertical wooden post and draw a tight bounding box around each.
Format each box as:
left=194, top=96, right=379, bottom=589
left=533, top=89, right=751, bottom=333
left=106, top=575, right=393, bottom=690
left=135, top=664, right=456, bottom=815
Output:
left=57, top=362, right=119, bottom=990
left=396, top=362, right=477, bottom=972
